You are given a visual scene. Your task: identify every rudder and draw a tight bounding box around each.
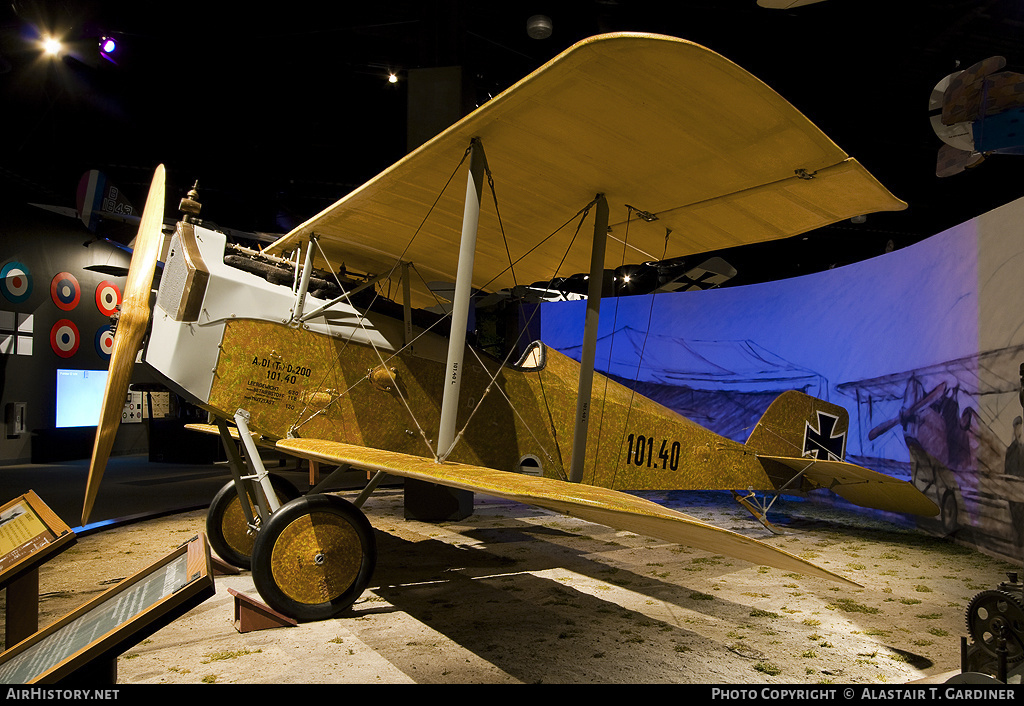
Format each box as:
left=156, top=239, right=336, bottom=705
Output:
left=745, top=390, right=849, bottom=461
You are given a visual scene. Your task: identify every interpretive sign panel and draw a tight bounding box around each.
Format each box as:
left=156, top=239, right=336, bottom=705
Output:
left=0, top=533, right=214, bottom=684
left=0, top=491, right=75, bottom=588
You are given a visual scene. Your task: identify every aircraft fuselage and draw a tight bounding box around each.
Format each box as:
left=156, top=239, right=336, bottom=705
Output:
left=146, top=221, right=775, bottom=492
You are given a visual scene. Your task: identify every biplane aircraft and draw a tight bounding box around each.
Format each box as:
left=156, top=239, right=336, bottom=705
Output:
left=82, top=33, right=938, bottom=622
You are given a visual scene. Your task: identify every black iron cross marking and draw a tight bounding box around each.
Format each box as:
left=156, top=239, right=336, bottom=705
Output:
left=803, top=412, right=846, bottom=461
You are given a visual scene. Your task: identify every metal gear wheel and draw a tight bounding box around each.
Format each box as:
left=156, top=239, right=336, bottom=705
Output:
left=965, top=589, right=1024, bottom=662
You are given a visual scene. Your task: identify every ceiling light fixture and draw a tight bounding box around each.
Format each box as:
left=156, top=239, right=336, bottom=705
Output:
left=41, top=36, right=62, bottom=56
left=527, top=15, right=552, bottom=40
left=98, top=36, right=122, bottom=64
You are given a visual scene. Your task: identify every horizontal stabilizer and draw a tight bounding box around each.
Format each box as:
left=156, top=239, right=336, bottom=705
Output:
left=758, top=455, right=939, bottom=517
left=277, top=437, right=860, bottom=587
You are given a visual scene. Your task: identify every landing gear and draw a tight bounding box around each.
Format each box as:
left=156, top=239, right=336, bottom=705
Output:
left=250, top=494, right=377, bottom=622
left=206, top=474, right=301, bottom=569
left=941, top=491, right=959, bottom=536
left=731, top=489, right=785, bottom=534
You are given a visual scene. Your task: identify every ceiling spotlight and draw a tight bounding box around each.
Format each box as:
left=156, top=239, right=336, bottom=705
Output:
left=388, top=72, right=398, bottom=84
left=41, top=36, right=63, bottom=56
left=99, top=36, right=120, bottom=63
left=527, top=15, right=553, bottom=40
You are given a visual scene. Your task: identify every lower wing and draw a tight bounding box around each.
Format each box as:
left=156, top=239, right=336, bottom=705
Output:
left=276, top=437, right=860, bottom=587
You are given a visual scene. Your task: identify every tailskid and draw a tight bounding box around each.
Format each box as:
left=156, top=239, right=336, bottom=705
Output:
left=731, top=489, right=785, bottom=534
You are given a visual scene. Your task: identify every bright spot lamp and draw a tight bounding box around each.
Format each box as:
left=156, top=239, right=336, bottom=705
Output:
left=42, top=36, right=62, bottom=56
left=99, top=36, right=119, bottom=63
left=388, top=72, right=398, bottom=84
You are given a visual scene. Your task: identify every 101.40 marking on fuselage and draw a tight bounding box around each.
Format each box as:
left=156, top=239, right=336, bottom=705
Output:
left=625, top=433, right=681, bottom=470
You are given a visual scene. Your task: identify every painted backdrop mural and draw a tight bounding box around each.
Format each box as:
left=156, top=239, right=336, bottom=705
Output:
left=541, top=197, right=1024, bottom=561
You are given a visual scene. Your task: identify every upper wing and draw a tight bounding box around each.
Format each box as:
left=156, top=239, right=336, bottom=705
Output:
left=265, top=32, right=905, bottom=309
left=276, top=437, right=859, bottom=587
left=759, top=455, right=940, bottom=516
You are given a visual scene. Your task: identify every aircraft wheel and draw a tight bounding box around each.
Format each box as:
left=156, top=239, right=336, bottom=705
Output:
left=941, top=491, right=959, bottom=536
left=207, top=474, right=302, bottom=570
left=251, top=494, right=377, bottom=622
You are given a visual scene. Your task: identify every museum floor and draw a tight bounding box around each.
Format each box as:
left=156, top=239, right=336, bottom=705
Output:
left=2, top=455, right=1018, bottom=684
left=0, top=453, right=314, bottom=532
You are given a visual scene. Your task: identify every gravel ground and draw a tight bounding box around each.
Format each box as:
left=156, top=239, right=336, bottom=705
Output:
left=4, top=488, right=1017, bottom=684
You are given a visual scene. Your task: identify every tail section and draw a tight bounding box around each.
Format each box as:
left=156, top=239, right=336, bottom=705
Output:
left=76, top=170, right=137, bottom=233
left=744, top=391, right=939, bottom=518
left=745, top=390, right=849, bottom=461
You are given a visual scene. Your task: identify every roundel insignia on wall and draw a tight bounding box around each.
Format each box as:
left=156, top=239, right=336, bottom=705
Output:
left=50, top=319, right=80, bottom=358
left=50, top=272, right=81, bottom=311
left=95, top=280, right=121, bottom=316
left=0, top=261, right=33, bottom=303
left=95, top=326, right=115, bottom=359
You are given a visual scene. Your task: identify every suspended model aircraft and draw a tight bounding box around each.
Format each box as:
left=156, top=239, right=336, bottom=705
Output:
left=82, top=33, right=937, bottom=622
left=930, top=55, right=1024, bottom=177
left=28, top=169, right=139, bottom=233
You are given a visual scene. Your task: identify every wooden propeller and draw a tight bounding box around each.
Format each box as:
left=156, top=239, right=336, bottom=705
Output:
left=867, top=381, right=948, bottom=442
left=82, top=165, right=166, bottom=526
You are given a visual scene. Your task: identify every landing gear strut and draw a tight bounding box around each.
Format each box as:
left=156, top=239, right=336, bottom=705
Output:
left=206, top=474, right=301, bottom=570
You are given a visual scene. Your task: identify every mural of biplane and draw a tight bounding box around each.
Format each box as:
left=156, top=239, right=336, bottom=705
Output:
left=838, top=345, right=1024, bottom=556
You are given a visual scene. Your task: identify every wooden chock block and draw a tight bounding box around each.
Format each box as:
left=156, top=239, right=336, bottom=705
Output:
left=229, top=588, right=297, bottom=633
left=211, top=555, right=241, bottom=576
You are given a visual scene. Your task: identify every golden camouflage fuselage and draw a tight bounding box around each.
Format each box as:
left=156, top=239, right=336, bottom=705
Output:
left=148, top=221, right=775, bottom=494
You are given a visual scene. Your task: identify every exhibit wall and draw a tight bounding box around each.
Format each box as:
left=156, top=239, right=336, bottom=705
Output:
left=540, top=196, right=1024, bottom=561
left=0, top=203, right=142, bottom=464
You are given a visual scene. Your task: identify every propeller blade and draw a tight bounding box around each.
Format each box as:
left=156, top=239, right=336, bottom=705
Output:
left=82, top=165, right=166, bottom=525
left=867, top=382, right=948, bottom=441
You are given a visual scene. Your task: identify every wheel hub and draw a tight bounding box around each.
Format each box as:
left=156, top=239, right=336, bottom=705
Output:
left=269, top=512, right=363, bottom=605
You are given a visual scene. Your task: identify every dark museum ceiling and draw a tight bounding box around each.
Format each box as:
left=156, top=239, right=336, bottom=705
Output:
left=2, top=0, right=1023, bottom=287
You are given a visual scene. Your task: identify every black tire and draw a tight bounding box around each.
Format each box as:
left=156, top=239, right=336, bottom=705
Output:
left=251, top=494, right=377, bottom=622
left=206, top=474, right=302, bottom=569
left=941, top=491, right=959, bottom=536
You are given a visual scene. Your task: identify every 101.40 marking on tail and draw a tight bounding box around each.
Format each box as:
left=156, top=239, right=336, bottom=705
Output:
left=625, top=434, right=681, bottom=470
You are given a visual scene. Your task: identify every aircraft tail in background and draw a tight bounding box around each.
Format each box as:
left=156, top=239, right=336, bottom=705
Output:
left=743, top=391, right=939, bottom=518
left=76, top=170, right=136, bottom=232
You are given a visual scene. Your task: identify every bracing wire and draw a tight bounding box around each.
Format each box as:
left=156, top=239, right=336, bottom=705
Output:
left=285, top=146, right=475, bottom=455
left=605, top=219, right=672, bottom=488
left=288, top=141, right=596, bottom=469
left=485, top=165, right=518, bottom=291
left=300, top=237, right=438, bottom=458
left=443, top=202, right=598, bottom=466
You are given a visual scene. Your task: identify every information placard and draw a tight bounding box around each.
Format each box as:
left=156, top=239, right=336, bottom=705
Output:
left=0, top=491, right=75, bottom=588
left=0, top=533, right=214, bottom=684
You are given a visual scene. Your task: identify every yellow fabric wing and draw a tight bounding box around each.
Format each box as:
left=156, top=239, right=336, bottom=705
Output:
left=266, top=32, right=905, bottom=309
left=276, top=437, right=859, bottom=587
